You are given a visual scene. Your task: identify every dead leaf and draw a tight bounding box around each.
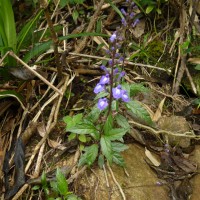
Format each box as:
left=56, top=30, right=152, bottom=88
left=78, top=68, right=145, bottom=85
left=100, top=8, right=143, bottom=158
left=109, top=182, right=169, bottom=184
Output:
left=145, top=147, right=160, bottom=167
left=153, top=97, right=166, bottom=122
left=188, top=57, right=200, bottom=64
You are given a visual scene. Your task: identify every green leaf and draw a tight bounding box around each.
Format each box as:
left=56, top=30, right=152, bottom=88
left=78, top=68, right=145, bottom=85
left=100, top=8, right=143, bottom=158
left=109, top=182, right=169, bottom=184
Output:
left=78, top=134, right=87, bottom=143
left=67, top=194, right=80, bottom=200
left=146, top=5, right=154, bottom=14
left=103, top=114, right=113, bottom=134
left=98, top=154, right=104, bottom=168
left=32, top=185, right=40, bottom=190
left=0, top=0, right=17, bottom=52
left=68, top=133, right=76, bottom=141
left=41, top=171, right=47, bottom=187
left=111, top=142, right=128, bottom=152
left=78, top=144, right=98, bottom=166
left=23, top=32, right=108, bottom=62
left=50, top=181, right=58, bottom=193
left=100, top=136, right=112, bottom=163
left=64, top=113, right=83, bottom=129
left=17, top=10, right=43, bottom=53
left=105, top=0, right=124, bottom=19
left=0, top=90, right=25, bottom=110
left=113, top=152, right=125, bottom=167
left=67, top=123, right=98, bottom=135
left=115, top=114, right=130, bottom=129
left=86, top=106, right=101, bottom=123
left=195, top=64, right=200, bottom=70
left=56, top=168, right=68, bottom=196
left=106, top=128, right=128, bottom=141
left=126, top=100, right=153, bottom=126
left=72, top=10, right=79, bottom=24
left=130, top=83, right=148, bottom=96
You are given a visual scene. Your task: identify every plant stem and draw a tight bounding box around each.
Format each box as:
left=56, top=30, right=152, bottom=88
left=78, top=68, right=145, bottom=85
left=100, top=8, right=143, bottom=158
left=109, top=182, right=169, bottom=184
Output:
left=107, top=47, right=116, bottom=118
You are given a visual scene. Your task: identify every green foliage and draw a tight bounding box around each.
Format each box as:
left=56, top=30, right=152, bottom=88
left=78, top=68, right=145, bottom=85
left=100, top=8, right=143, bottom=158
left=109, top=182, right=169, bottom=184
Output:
left=64, top=82, right=152, bottom=168
left=135, top=0, right=168, bottom=15
left=126, top=100, right=154, bottom=126
left=32, top=169, right=81, bottom=200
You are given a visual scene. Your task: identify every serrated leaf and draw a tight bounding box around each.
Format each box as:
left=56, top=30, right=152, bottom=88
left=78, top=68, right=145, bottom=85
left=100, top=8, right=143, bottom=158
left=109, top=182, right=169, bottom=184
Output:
left=67, top=123, right=97, bottom=134
left=103, top=114, right=113, bottom=134
left=115, top=114, right=130, bottom=129
left=126, top=100, right=153, bottom=126
left=113, top=152, right=125, bottom=167
left=78, top=144, right=98, bottom=166
left=78, top=134, right=86, bottom=143
left=86, top=106, right=101, bottom=123
left=98, top=154, right=104, bottom=168
left=100, top=136, right=113, bottom=163
left=106, top=128, right=128, bottom=141
left=146, top=5, right=154, bottom=14
left=111, top=142, right=128, bottom=152
left=56, top=168, right=68, bottom=195
left=130, top=83, right=148, bottom=96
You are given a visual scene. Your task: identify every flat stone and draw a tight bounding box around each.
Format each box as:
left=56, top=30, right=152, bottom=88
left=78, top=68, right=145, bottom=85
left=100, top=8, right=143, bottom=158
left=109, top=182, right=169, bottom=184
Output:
left=77, top=144, right=169, bottom=200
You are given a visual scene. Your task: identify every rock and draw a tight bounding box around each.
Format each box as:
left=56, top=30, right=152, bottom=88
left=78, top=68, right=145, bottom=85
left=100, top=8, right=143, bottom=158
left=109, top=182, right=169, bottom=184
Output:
left=76, top=144, right=169, bottom=200
left=157, top=116, right=191, bottom=148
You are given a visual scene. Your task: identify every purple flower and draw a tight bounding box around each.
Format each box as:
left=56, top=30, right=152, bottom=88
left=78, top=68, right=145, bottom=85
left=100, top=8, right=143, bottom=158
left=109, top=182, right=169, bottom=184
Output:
left=110, top=32, right=117, bottom=43
left=121, top=8, right=127, bottom=16
left=108, top=59, right=113, bottom=66
left=114, top=68, right=119, bottom=75
left=121, top=18, right=127, bottom=26
left=132, top=19, right=140, bottom=28
left=98, top=98, right=108, bottom=110
left=94, top=83, right=104, bottom=94
left=121, top=90, right=130, bottom=102
left=112, top=85, right=122, bottom=99
left=129, top=12, right=135, bottom=19
left=99, top=74, right=110, bottom=85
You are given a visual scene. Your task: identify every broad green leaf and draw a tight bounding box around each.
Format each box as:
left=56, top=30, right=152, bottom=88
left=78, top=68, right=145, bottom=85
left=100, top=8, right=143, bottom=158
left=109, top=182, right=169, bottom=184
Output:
left=66, top=123, right=98, bottom=135
left=67, top=194, right=81, bottom=200
left=195, top=64, right=200, bottom=70
left=63, top=115, right=72, bottom=124
left=56, top=168, right=68, bottom=196
left=86, top=106, right=101, bottom=123
left=103, top=114, right=113, bottom=134
left=111, top=142, right=128, bottom=152
left=100, top=136, right=112, bottom=163
left=78, top=134, right=87, bottom=143
left=126, top=100, right=153, bottom=126
left=73, top=113, right=83, bottom=124
left=0, top=90, right=25, bottom=110
left=113, top=152, right=125, bottom=167
left=50, top=181, right=58, bottom=193
left=115, top=114, right=130, bottom=129
left=68, top=133, right=76, bottom=141
left=130, top=83, right=148, bottom=96
left=98, top=154, right=104, bottom=169
left=78, top=144, right=98, bottom=166
left=146, top=5, right=154, bottom=14
left=106, top=128, right=128, bottom=141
